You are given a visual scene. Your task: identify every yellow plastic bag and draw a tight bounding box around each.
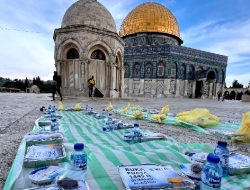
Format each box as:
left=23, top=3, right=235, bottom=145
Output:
left=160, top=105, right=169, bottom=115
left=58, top=102, right=65, bottom=111
left=176, top=108, right=220, bottom=128
left=232, top=111, right=250, bottom=143
left=106, top=102, right=113, bottom=111
left=151, top=114, right=166, bottom=123
left=74, top=103, right=81, bottom=111
left=132, top=112, right=144, bottom=119
left=121, top=107, right=129, bottom=114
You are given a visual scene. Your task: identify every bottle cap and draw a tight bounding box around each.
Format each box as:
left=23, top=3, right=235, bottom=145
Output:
left=207, top=153, right=220, bottom=163
left=103, top=127, right=107, bottom=132
left=51, top=118, right=57, bottom=122
left=109, top=113, right=112, bottom=116
left=74, top=143, right=84, bottom=150
left=217, top=141, right=227, bottom=147
left=134, top=123, right=139, bottom=127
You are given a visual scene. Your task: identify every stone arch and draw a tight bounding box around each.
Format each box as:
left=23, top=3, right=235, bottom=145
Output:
left=90, top=49, right=106, bottom=60
left=157, top=61, right=165, bottom=78
left=195, top=66, right=204, bottom=79
left=86, top=42, right=113, bottom=96
left=224, top=91, right=229, bottom=100
left=133, top=63, right=141, bottom=78
left=57, top=39, right=82, bottom=60
left=230, top=91, right=236, bottom=100
left=145, top=62, right=153, bottom=78
left=67, top=48, right=79, bottom=59
left=86, top=40, right=114, bottom=62
left=206, top=69, right=217, bottom=80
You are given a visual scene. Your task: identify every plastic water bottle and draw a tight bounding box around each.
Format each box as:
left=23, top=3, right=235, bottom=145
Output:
left=107, top=113, right=113, bottom=131
left=51, top=118, right=59, bottom=131
left=102, top=109, right=106, bottom=117
left=47, top=105, right=52, bottom=114
left=85, top=105, right=89, bottom=112
left=201, top=153, right=223, bottom=190
left=90, top=107, right=94, bottom=114
left=133, top=123, right=142, bottom=137
left=214, top=141, right=229, bottom=176
left=70, top=143, right=87, bottom=174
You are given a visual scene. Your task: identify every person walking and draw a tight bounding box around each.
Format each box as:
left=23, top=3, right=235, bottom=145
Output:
left=88, top=76, right=95, bottom=97
left=52, top=71, right=63, bottom=101
left=217, top=91, right=221, bottom=101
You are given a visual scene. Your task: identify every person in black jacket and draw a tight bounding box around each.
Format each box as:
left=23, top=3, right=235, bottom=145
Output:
left=52, top=71, right=63, bottom=101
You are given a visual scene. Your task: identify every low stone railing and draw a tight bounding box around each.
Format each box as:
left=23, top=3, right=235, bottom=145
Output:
left=242, top=94, right=250, bottom=102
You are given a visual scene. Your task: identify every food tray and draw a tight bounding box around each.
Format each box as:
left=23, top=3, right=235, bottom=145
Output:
left=185, top=152, right=250, bottom=175
left=24, top=144, right=66, bottom=168
left=124, top=131, right=166, bottom=143
left=26, top=131, right=64, bottom=146
left=29, top=166, right=62, bottom=185
left=119, top=164, right=195, bottom=190
left=229, top=153, right=250, bottom=175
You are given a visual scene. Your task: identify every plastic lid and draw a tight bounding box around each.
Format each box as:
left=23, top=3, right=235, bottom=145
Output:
left=207, top=153, right=220, bottom=163
left=217, top=141, right=227, bottom=147
left=134, top=123, right=139, bottom=127
left=74, top=143, right=84, bottom=150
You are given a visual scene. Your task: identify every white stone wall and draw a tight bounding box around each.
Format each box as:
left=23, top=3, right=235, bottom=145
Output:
left=54, top=26, right=124, bottom=97
left=124, top=78, right=222, bottom=99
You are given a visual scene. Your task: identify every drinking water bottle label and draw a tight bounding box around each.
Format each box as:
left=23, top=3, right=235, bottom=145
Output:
left=71, top=154, right=87, bottom=170
left=201, top=168, right=221, bottom=188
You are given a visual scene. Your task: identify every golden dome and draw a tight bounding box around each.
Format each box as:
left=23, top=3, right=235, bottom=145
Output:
left=120, top=2, right=180, bottom=39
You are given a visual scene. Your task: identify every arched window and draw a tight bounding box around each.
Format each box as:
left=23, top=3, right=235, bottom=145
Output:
left=157, top=62, right=165, bottom=77
left=124, top=64, right=130, bottom=78
left=133, top=63, right=141, bottom=78
left=145, top=63, right=153, bottom=78
left=207, top=71, right=216, bottom=80
left=170, top=63, right=176, bottom=78
left=187, top=65, right=195, bottom=80
left=91, top=49, right=106, bottom=60
left=177, top=64, right=186, bottom=80
left=67, top=48, right=79, bottom=59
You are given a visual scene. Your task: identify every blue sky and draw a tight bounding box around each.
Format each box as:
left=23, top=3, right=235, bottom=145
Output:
left=0, top=0, right=250, bottom=87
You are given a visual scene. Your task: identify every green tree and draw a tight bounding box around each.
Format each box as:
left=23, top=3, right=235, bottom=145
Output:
left=232, top=80, right=243, bottom=88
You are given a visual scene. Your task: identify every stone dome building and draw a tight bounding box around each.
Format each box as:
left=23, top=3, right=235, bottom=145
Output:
left=54, top=0, right=124, bottom=97
left=120, top=2, right=227, bottom=98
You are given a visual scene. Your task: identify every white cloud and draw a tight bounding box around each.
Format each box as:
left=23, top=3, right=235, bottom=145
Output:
left=226, top=73, right=250, bottom=88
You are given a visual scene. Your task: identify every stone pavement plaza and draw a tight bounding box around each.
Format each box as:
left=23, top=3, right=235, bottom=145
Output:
left=0, top=93, right=249, bottom=188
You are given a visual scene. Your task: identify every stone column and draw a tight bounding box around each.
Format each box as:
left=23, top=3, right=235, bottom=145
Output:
left=120, top=67, right=125, bottom=98
left=175, top=79, right=180, bottom=97
left=151, top=79, right=156, bottom=96
left=140, top=79, right=144, bottom=96
left=209, top=82, right=213, bottom=98
left=163, top=79, right=169, bottom=96
left=109, top=58, right=116, bottom=97
left=184, top=80, right=188, bottom=96
left=192, top=81, right=196, bottom=98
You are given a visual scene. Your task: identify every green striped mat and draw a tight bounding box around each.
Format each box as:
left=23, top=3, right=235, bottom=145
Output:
left=4, top=111, right=250, bottom=190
